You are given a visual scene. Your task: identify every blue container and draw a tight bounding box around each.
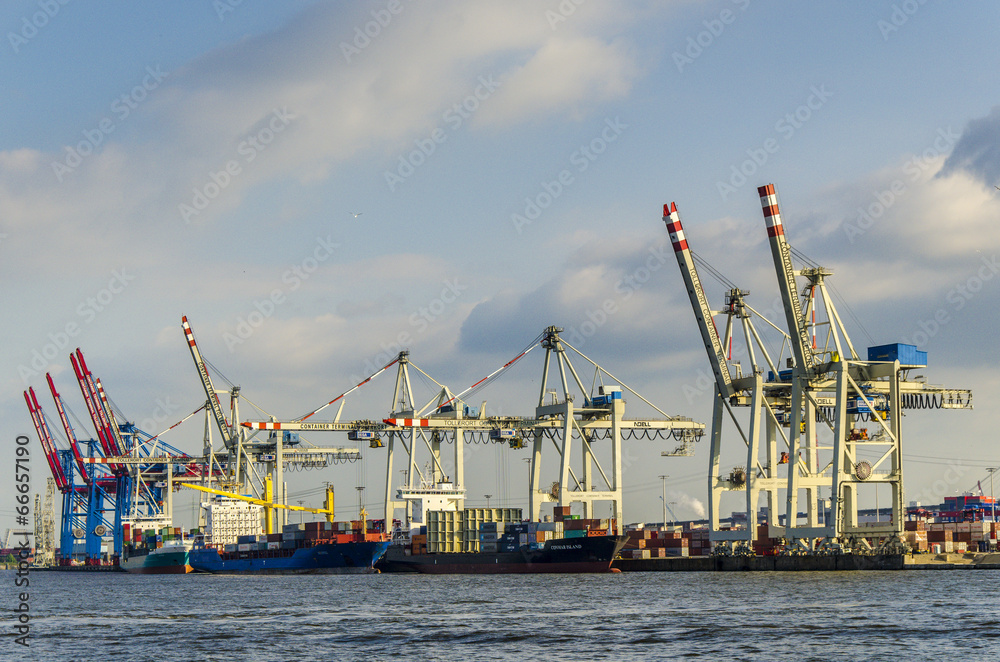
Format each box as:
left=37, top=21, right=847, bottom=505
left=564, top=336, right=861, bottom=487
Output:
left=867, top=343, right=927, bottom=366
left=767, top=369, right=794, bottom=382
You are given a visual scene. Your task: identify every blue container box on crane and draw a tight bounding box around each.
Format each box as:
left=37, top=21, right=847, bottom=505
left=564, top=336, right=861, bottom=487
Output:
left=867, top=343, right=927, bottom=366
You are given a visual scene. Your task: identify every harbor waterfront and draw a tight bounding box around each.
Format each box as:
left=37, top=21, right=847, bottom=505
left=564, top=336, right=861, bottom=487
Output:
left=5, top=569, right=999, bottom=660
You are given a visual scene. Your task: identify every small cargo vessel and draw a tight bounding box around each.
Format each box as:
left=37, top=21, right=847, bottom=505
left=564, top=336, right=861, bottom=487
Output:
left=121, top=539, right=193, bottom=574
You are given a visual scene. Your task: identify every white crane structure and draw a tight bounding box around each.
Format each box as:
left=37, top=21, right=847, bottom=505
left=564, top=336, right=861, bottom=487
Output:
left=523, top=327, right=703, bottom=525
left=662, top=185, right=973, bottom=553
left=240, top=330, right=704, bottom=531
left=379, top=328, right=704, bottom=528
left=181, top=316, right=361, bottom=527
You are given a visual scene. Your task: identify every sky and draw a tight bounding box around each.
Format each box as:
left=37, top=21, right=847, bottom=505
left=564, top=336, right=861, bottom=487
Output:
left=3, top=0, right=1000, bottom=535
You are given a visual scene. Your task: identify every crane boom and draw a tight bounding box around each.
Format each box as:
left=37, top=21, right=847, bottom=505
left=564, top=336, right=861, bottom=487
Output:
left=95, top=377, right=129, bottom=456
left=181, top=316, right=235, bottom=449
left=23, top=389, right=69, bottom=492
left=45, top=373, right=91, bottom=484
left=70, top=350, right=125, bottom=475
left=75, top=350, right=125, bottom=457
left=758, top=184, right=816, bottom=374
left=661, top=202, right=735, bottom=398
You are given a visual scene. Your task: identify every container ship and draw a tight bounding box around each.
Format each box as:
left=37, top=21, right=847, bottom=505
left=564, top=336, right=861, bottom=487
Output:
left=377, top=494, right=627, bottom=574
left=189, top=520, right=390, bottom=574
left=378, top=526, right=627, bottom=574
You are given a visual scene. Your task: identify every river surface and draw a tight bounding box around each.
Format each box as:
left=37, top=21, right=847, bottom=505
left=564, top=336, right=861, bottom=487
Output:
left=4, top=569, right=999, bottom=660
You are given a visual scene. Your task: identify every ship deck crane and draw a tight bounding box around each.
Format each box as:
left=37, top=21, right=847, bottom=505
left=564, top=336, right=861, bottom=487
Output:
left=180, top=478, right=336, bottom=535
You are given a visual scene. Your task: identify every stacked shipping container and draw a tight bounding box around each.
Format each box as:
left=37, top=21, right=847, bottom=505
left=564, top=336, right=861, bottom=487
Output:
left=908, top=521, right=997, bottom=553
left=623, top=528, right=711, bottom=559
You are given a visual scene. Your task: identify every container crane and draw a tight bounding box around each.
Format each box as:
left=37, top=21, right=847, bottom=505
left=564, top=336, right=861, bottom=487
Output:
left=662, top=184, right=973, bottom=554
left=24, top=382, right=109, bottom=563
left=756, top=185, right=830, bottom=542
left=27, top=349, right=211, bottom=565
left=519, top=327, right=702, bottom=525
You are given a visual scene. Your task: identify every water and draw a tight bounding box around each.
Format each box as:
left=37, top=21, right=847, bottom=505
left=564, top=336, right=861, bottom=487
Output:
left=5, top=569, right=999, bottom=660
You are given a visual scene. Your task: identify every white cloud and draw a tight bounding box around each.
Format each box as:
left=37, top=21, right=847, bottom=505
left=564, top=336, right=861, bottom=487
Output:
left=478, top=36, right=639, bottom=125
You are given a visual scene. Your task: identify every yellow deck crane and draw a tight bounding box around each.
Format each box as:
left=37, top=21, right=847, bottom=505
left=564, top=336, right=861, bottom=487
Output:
left=180, top=475, right=338, bottom=535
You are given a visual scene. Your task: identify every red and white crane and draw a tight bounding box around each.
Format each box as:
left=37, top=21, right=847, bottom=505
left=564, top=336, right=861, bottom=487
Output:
left=663, top=202, right=735, bottom=400
left=758, top=184, right=818, bottom=375
left=181, top=316, right=235, bottom=450
left=662, top=200, right=793, bottom=546
left=45, top=372, right=91, bottom=484
left=70, top=349, right=125, bottom=475
left=23, top=387, right=69, bottom=492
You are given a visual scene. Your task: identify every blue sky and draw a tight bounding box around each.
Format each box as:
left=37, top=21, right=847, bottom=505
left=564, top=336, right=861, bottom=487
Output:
left=3, top=1, right=1000, bottom=532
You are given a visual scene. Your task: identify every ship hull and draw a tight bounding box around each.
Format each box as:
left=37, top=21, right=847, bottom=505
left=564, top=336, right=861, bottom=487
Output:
left=121, top=549, right=193, bottom=574
left=377, top=535, right=627, bottom=574
left=189, top=540, right=390, bottom=575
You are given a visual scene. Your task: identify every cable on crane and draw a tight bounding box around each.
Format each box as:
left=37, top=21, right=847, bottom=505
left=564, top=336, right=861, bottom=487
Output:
left=828, top=281, right=877, bottom=348
left=202, top=356, right=236, bottom=390
left=64, top=402, right=96, bottom=445
left=237, top=393, right=273, bottom=420
left=788, top=246, right=820, bottom=270
left=691, top=250, right=738, bottom=291
left=298, top=354, right=402, bottom=421
left=441, top=332, right=546, bottom=410
left=788, top=245, right=877, bottom=348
